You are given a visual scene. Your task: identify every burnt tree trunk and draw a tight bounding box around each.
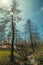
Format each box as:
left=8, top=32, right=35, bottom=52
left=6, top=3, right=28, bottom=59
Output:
left=29, top=20, right=34, bottom=52
left=10, top=12, right=15, bottom=62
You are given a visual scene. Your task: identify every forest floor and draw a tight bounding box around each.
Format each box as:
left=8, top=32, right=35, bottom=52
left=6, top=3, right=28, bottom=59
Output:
left=0, top=45, right=43, bottom=65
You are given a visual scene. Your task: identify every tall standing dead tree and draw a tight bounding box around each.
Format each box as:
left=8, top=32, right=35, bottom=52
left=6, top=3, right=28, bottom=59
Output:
left=24, top=19, right=35, bottom=52
left=0, top=0, right=21, bottom=62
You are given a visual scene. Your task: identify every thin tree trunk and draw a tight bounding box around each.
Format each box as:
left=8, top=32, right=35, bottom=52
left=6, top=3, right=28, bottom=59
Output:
left=10, top=13, right=14, bottom=62
left=29, top=23, right=34, bottom=52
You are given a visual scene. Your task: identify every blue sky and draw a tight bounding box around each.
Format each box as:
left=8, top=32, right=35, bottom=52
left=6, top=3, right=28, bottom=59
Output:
left=17, top=0, right=43, bottom=37
left=0, top=0, right=43, bottom=40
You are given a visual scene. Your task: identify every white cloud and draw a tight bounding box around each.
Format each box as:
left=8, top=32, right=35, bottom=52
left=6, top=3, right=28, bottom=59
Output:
left=33, top=7, right=43, bottom=15
left=41, top=7, right=43, bottom=10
